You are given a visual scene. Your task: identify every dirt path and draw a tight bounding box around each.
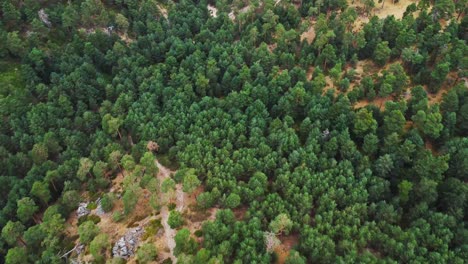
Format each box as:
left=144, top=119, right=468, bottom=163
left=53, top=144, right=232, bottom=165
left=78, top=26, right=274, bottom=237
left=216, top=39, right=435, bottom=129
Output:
left=155, top=160, right=184, bottom=263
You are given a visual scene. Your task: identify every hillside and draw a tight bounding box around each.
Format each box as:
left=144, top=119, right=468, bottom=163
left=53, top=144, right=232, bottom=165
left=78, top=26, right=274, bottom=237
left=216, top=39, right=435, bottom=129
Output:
left=0, top=0, right=467, bottom=263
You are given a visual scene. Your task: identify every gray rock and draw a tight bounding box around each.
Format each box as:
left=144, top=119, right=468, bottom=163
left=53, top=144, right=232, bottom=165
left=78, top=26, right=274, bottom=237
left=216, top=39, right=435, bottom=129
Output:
left=112, top=226, right=145, bottom=258
left=77, top=203, right=90, bottom=218
left=38, top=9, right=51, bottom=27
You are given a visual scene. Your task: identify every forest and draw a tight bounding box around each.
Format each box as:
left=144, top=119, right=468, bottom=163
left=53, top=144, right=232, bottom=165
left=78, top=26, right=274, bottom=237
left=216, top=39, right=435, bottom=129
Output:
left=0, top=0, right=467, bottom=263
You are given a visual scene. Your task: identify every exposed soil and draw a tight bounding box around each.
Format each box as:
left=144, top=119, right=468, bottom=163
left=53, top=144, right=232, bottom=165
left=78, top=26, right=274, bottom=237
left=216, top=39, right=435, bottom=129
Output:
left=354, top=96, right=389, bottom=110
left=233, top=206, right=248, bottom=220
left=300, top=24, right=316, bottom=44
left=306, top=66, right=314, bottom=80
left=350, top=0, right=420, bottom=30
left=274, top=233, right=299, bottom=264
left=373, top=0, right=417, bottom=20
left=155, top=160, right=179, bottom=263
left=207, top=5, right=218, bottom=17
left=158, top=5, right=168, bottom=19
left=229, top=5, right=251, bottom=21
left=268, top=43, right=278, bottom=52
left=64, top=158, right=220, bottom=263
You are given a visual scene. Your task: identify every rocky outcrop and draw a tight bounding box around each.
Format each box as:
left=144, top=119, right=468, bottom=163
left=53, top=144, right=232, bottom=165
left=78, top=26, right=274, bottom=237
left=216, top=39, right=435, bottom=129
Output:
left=112, top=227, right=144, bottom=259
left=38, top=9, right=51, bottom=27
left=95, top=198, right=106, bottom=216
left=77, top=203, right=90, bottom=218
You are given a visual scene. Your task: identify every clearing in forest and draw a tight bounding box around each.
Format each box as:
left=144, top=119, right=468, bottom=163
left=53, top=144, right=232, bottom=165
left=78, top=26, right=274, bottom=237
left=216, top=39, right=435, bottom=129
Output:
left=64, top=159, right=219, bottom=263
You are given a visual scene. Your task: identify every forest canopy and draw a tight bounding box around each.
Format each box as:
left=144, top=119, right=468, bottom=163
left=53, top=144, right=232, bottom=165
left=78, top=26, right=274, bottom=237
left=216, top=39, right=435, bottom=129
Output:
left=0, top=0, right=467, bottom=263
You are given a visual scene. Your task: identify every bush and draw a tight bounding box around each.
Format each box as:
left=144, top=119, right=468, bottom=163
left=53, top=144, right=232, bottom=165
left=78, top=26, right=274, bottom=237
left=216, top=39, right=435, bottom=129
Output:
left=168, top=203, right=176, bottom=211
left=142, top=219, right=162, bottom=240
left=111, top=257, right=126, bottom=264
left=136, top=243, right=158, bottom=263
left=174, top=169, right=186, bottom=183
left=339, top=78, right=350, bottom=92
left=194, top=230, right=203, bottom=237
left=78, top=214, right=101, bottom=226
left=87, top=202, right=97, bottom=210
left=112, top=211, right=123, bottom=222
left=168, top=211, right=184, bottom=229
left=224, top=193, right=241, bottom=209
left=78, top=221, right=99, bottom=244
left=100, top=194, right=114, bottom=212
left=90, top=234, right=109, bottom=262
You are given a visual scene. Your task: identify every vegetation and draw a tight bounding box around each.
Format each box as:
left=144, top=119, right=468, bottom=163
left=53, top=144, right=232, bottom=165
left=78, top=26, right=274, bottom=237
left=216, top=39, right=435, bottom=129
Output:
left=0, top=0, right=466, bottom=263
left=136, top=243, right=158, bottom=263
left=168, top=211, right=184, bottom=229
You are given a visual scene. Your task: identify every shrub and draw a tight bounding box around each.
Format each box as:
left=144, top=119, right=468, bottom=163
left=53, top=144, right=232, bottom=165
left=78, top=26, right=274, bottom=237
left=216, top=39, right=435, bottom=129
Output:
left=100, top=194, right=114, bottom=212
left=112, top=211, right=123, bottom=222
left=168, top=211, right=184, bottom=229
left=137, top=243, right=158, bottom=263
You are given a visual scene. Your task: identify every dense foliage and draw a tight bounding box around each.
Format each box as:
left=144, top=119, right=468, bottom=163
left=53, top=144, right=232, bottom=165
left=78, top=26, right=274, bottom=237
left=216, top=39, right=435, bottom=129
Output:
left=0, top=0, right=467, bottom=263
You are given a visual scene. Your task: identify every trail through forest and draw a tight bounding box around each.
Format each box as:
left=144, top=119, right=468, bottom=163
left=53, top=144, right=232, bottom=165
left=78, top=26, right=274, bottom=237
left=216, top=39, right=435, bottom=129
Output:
left=155, top=160, right=184, bottom=263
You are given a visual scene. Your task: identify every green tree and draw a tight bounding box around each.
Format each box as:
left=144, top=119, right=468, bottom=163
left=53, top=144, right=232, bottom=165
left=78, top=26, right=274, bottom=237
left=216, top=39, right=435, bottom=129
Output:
left=317, top=44, right=337, bottom=70
left=363, top=133, right=379, bottom=155
left=137, top=243, right=158, bottom=263
left=5, top=31, right=24, bottom=57
left=101, top=193, right=114, bottom=212
left=61, top=190, right=81, bottom=214
left=388, top=64, right=409, bottom=94
left=429, top=62, right=450, bottom=92
left=161, top=178, right=176, bottom=193
left=102, top=114, right=123, bottom=139
left=285, top=250, right=306, bottom=264
left=78, top=220, right=100, bottom=244
left=121, top=154, right=136, bottom=171
left=441, top=90, right=459, bottom=113
left=373, top=41, right=391, bottom=66
left=41, top=210, right=65, bottom=239
left=23, top=225, right=46, bottom=249
left=123, top=185, right=140, bottom=214
left=115, top=14, right=129, bottom=33
left=30, top=181, right=51, bottom=206
left=363, top=0, right=375, bottom=15
left=374, top=154, right=394, bottom=178
left=433, top=0, right=455, bottom=19
left=1, top=221, right=26, bottom=246
left=90, top=234, right=110, bottom=262
left=183, top=170, right=201, bottom=194
left=141, top=152, right=158, bottom=174
left=412, top=108, right=444, bottom=139
left=379, top=73, right=396, bottom=98
left=31, top=143, right=48, bottom=165
left=168, top=211, right=184, bottom=229
left=77, top=158, right=94, bottom=181
left=2, top=2, right=20, bottom=26
left=269, top=213, right=293, bottom=235
left=5, top=247, right=28, bottom=264
left=16, top=197, right=39, bottom=224
left=384, top=110, right=406, bottom=135
left=108, top=150, right=123, bottom=172
left=62, top=4, right=79, bottom=30
left=174, top=228, right=198, bottom=256
left=197, top=192, right=215, bottom=209
left=398, top=180, right=413, bottom=204
left=354, top=108, right=377, bottom=137
left=224, top=193, right=241, bottom=208
left=92, top=161, right=108, bottom=179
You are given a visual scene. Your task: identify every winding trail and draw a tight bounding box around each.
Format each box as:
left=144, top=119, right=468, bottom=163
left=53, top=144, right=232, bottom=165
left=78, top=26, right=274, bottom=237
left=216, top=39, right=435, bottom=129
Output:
left=156, top=160, right=184, bottom=263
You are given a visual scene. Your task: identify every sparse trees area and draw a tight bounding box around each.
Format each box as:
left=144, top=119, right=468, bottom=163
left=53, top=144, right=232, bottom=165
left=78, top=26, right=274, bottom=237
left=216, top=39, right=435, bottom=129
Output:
left=0, top=0, right=466, bottom=263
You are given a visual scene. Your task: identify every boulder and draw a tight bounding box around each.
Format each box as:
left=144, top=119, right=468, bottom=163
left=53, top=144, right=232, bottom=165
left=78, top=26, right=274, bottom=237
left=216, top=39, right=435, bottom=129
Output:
left=112, top=227, right=145, bottom=258
left=77, top=203, right=90, bottom=218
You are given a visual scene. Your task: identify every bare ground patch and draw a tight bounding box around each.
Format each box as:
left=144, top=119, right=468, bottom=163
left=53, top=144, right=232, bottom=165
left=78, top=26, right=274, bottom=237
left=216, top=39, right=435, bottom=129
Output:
left=274, top=233, right=299, bottom=264
left=300, top=24, right=316, bottom=44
